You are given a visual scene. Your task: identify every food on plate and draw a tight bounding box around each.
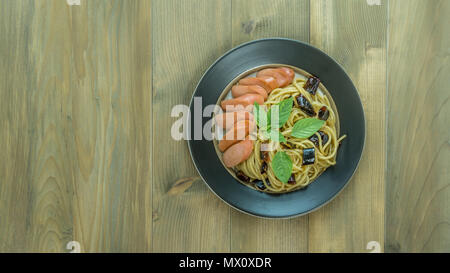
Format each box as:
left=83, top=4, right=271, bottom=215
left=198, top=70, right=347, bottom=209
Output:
left=214, top=110, right=254, bottom=130
left=215, top=66, right=346, bottom=193
left=231, top=85, right=268, bottom=100
left=239, top=76, right=278, bottom=92
left=218, top=120, right=255, bottom=152
left=220, top=93, right=264, bottom=111
left=256, top=68, right=290, bottom=87
left=222, top=138, right=254, bottom=168
left=278, top=67, right=295, bottom=82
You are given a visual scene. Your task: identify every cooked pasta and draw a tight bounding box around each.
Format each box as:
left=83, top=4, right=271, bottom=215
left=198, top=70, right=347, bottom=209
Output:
left=236, top=78, right=346, bottom=193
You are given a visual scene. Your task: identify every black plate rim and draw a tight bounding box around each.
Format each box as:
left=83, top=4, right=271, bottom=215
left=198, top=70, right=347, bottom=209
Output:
left=187, top=37, right=366, bottom=219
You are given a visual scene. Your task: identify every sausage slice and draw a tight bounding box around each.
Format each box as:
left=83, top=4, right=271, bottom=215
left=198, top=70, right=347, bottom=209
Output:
left=223, top=138, right=254, bottom=168
left=277, top=67, right=295, bottom=84
left=257, top=68, right=289, bottom=87
left=220, top=93, right=264, bottom=112
left=218, top=120, right=255, bottom=152
left=239, top=76, right=278, bottom=93
left=231, top=85, right=268, bottom=100
left=214, top=110, right=254, bottom=130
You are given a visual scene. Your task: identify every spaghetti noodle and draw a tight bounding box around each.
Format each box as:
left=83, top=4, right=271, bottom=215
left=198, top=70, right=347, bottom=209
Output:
left=236, top=78, right=346, bottom=193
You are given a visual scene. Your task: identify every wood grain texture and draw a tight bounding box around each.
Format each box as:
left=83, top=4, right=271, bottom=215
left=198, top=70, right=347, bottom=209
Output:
left=0, top=0, right=152, bottom=252
left=151, top=0, right=231, bottom=252
left=231, top=0, right=310, bottom=46
left=308, top=0, right=386, bottom=252
left=1, top=0, right=449, bottom=253
left=0, top=0, right=74, bottom=252
left=230, top=0, right=310, bottom=253
left=386, top=0, right=450, bottom=253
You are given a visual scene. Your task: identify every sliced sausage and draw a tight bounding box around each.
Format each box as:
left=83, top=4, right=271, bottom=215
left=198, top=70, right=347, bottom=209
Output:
left=231, top=85, right=268, bottom=100
left=220, top=93, right=264, bottom=112
left=218, top=120, right=255, bottom=152
left=239, top=76, right=278, bottom=93
left=277, top=67, right=295, bottom=83
left=223, top=138, right=254, bottom=168
left=214, top=110, right=254, bottom=130
left=257, top=68, right=289, bottom=87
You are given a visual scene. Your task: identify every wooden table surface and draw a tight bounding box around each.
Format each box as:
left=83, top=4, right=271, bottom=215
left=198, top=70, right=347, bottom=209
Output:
left=0, top=0, right=448, bottom=253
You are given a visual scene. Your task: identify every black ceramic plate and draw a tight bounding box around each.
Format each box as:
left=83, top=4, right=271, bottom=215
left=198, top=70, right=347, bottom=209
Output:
left=187, top=38, right=365, bottom=218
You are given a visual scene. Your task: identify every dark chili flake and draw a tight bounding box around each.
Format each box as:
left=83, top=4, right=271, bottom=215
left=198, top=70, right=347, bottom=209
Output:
left=254, top=180, right=266, bottom=190
left=302, top=147, right=315, bottom=165
left=309, top=131, right=329, bottom=147
left=296, top=94, right=315, bottom=117
left=303, top=76, right=321, bottom=95
left=309, top=134, right=319, bottom=146
left=318, top=106, right=330, bottom=121
left=260, top=161, right=268, bottom=174
left=287, top=174, right=296, bottom=185
left=260, top=150, right=270, bottom=162
left=236, top=171, right=250, bottom=183
left=321, top=131, right=329, bottom=145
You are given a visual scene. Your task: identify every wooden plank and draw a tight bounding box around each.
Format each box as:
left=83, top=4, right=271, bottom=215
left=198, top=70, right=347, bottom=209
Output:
left=0, top=0, right=152, bottom=252
left=230, top=0, right=310, bottom=253
left=386, top=0, right=450, bottom=252
left=152, top=0, right=231, bottom=252
left=231, top=0, right=310, bottom=47
left=0, top=0, right=72, bottom=252
left=308, top=0, right=386, bottom=252
left=70, top=0, right=152, bottom=253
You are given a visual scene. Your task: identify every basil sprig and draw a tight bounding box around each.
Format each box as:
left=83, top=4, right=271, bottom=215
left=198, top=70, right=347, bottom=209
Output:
left=267, top=97, right=293, bottom=129
left=291, top=118, right=325, bottom=139
left=271, top=118, right=325, bottom=182
left=254, top=97, right=293, bottom=143
left=254, top=97, right=326, bottom=183
left=271, top=151, right=293, bottom=183
left=262, top=130, right=286, bottom=143
left=253, top=102, right=268, bottom=128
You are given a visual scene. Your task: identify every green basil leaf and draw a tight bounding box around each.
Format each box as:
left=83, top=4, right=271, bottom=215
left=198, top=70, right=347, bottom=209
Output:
left=267, top=97, right=293, bottom=129
left=271, top=151, right=293, bottom=183
left=254, top=102, right=268, bottom=129
left=291, top=118, right=325, bottom=139
left=267, top=130, right=286, bottom=143
left=278, top=97, right=294, bottom=127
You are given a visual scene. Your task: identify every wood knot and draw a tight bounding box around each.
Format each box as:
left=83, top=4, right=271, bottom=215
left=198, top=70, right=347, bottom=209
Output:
left=241, top=20, right=254, bottom=34
left=167, top=176, right=201, bottom=196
